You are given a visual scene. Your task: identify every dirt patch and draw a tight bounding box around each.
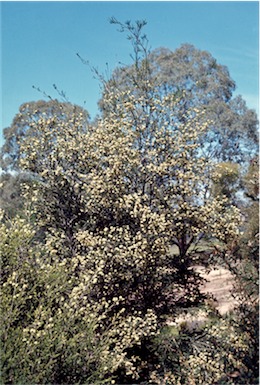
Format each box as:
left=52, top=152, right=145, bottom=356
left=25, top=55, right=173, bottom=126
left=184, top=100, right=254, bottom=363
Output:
left=195, top=266, right=237, bottom=315
left=167, top=266, right=237, bottom=328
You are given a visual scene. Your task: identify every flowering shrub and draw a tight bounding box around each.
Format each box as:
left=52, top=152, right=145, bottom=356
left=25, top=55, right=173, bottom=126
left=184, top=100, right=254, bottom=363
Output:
left=149, top=307, right=255, bottom=385
left=0, top=212, right=159, bottom=383
left=1, top=19, right=257, bottom=385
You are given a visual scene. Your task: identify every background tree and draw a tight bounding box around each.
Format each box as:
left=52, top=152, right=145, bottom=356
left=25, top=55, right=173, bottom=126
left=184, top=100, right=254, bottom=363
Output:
left=0, top=172, right=31, bottom=218
left=217, top=156, right=259, bottom=385
left=99, top=39, right=258, bottom=165
left=211, top=161, right=240, bottom=204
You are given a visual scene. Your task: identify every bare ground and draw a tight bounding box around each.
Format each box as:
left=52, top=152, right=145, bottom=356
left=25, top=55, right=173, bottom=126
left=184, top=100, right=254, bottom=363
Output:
left=195, top=266, right=237, bottom=315
left=167, top=266, right=237, bottom=328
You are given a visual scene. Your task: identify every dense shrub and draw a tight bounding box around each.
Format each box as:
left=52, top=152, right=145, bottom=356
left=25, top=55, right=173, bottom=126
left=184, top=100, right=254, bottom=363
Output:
left=1, top=19, right=258, bottom=385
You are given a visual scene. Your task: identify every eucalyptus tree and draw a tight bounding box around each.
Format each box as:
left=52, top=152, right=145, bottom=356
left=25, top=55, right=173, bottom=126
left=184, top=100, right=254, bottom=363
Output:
left=99, top=27, right=258, bottom=165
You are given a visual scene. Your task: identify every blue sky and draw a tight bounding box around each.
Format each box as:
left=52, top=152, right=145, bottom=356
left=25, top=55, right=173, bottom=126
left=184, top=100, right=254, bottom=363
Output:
left=1, top=1, right=259, bottom=147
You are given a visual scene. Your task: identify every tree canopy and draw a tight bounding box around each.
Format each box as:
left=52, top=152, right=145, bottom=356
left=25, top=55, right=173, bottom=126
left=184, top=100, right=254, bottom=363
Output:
left=99, top=32, right=258, bottom=164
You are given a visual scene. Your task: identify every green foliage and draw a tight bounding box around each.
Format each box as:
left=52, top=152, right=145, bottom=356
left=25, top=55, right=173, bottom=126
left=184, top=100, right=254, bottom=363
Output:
left=149, top=309, right=256, bottom=385
left=0, top=172, right=30, bottom=218
left=211, top=157, right=259, bottom=385
left=212, top=161, right=240, bottom=200
left=243, top=156, right=259, bottom=202
left=0, top=213, right=99, bottom=383
left=0, top=212, right=160, bottom=384
left=100, top=42, right=258, bottom=164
